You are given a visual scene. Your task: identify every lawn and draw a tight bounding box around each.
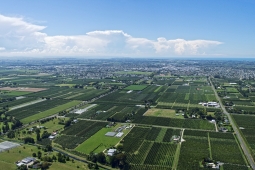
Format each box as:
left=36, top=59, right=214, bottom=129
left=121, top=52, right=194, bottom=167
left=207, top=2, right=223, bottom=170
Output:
left=124, top=85, right=148, bottom=91
left=0, top=144, right=38, bottom=170
left=75, top=125, right=130, bottom=154
left=21, top=100, right=81, bottom=124
left=144, top=108, right=184, bottom=119
left=0, top=143, right=89, bottom=170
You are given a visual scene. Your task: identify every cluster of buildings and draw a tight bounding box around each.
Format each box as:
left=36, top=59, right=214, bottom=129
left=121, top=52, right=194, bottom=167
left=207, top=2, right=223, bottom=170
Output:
left=199, top=102, right=220, bottom=108
left=16, top=157, right=36, bottom=167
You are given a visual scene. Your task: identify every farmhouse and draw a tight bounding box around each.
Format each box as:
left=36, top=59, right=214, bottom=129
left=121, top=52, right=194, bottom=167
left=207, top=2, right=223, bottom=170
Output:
left=199, top=102, right=220, bottom=108
left=16, top=157, right=36, bottom=167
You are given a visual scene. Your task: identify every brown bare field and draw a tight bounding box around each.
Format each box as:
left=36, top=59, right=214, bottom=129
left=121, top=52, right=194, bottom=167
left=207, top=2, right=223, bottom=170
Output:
left=0, top=87, right=47, bottom=92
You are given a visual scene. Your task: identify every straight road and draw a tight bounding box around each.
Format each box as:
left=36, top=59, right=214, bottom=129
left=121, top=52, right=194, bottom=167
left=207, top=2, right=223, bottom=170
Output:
left=209, top=77, right=255, bottom=169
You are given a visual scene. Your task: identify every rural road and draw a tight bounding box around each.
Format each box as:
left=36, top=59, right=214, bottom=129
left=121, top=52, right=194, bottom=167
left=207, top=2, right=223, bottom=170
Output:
left=209, top=77, right=255, bottom=169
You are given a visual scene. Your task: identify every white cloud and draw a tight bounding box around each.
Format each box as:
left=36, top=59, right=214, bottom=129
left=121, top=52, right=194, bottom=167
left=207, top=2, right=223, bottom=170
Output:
left=0, top=14, right=223, bottom=57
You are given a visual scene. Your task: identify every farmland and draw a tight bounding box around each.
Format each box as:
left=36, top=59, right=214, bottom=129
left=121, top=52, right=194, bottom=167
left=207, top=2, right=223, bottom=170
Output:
left=232, top=114, right=255, bottom=160
left=124, top=85, right=148, bottom=91
left=122, top=126, right=178, bottom=169
left=75, top=124, right=130, bottom=154
left=144, top=108, right=184, bottom=119
left=1, top=59, right=255, bottom=169
left=54, top=120, right=108, bottom=149
left=177, top=129, right=247, bottom=169
left=21, top=100, right=81, bottom=124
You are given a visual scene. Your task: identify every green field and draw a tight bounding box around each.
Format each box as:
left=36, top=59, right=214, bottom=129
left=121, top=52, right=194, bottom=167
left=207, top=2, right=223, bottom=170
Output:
left=21, top=100, right=81, bottom=124
left=75, top=125, right=129, bottom=154
left=144, top=108, right=184, bottom=119
left=55, top=84, right=76, bottom=87
left=0, top=143, right=89, bottom=170
left=124, top=85, right=148, bottom=91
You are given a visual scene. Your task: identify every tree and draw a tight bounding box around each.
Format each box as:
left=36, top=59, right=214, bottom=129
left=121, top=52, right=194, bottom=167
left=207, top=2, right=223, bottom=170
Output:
left=32, top=153, right=37, bottom=157
left=38, top=151, right=42, bottom=159
left=7, top=130, right=15, bottom=138
left=36, top=132, right=41, bottom=141
left=24, top=137, right=35, bottom=144
left=96, top=152, right=106, bottom=164
left=52, top=155, right=57, bottom=161
left=17, top=164, right=28, bottom=170
left=41, top=161, right=50, bottom=169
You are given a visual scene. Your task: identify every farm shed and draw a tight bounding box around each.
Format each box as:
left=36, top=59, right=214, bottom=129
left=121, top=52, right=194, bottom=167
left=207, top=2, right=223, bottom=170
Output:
left=105, top=132, right=116, bottom=137
left=107, top=149, right=117, bottom=156
left=116, top=132, right=124, bottom=138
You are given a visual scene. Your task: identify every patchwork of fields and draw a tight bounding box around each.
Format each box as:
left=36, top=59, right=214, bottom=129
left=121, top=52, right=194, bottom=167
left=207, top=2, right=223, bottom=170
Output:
left=1, top=74, right=252, bottom=170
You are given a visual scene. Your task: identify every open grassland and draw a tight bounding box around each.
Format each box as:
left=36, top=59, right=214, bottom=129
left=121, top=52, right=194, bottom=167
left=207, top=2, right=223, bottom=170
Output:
left=21, top=100, right=81, bottom=124
left=144, top=108, right=184, bottom=119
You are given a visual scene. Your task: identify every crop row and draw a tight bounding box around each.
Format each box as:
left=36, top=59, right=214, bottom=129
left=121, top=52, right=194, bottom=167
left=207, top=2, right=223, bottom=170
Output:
left=54, top=135, right=86, bottom=149
left=210, top=139, right=245, bottom=165
left=7, top=99, right=69, bottom=120
left=133, top=116, right=215, bottom=130
left=177, top=137, right=210, bottom=170
left=0, top=97, right=36, bottom=108
left=144, top=142, right=176, bottom=167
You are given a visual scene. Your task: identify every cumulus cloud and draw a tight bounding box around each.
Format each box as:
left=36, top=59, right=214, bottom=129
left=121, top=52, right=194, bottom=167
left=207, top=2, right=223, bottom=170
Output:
left=0, top=14, right=223, bottom=57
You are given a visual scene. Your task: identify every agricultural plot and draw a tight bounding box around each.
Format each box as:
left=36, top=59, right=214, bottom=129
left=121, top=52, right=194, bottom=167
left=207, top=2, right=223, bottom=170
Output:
left=75, top=124, right=130, bottom=154
left=123, top=126, right=177, bottom=169
left=21, top=100, right=81, bottom=124
left=55, top=120, right=108, bottom=149
left=110, top=106, right=140, bottom=122
left=124, top=85, right=148, bottom=91
left=178, top=129, right=247, bottom=169
left=232, top=114, right=255, bottom=159
left=96, top=86, right=160, bottom=105
left=0, top=97, right=36, bottom=108
left=133, top=111, right=215, bottom=130
left=0, top=91, right=32, bottom=97
left=155, top=79, right=175, bottom=85
left=7, top=99, right=70, bottom=120
left=144, top=108, right=184, bottom=119
left=76, top=104, right=120, bottom=120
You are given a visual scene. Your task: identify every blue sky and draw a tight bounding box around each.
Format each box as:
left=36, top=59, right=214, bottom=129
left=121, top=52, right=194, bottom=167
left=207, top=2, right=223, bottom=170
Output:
left=0, top=0, right=254, bottom=58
